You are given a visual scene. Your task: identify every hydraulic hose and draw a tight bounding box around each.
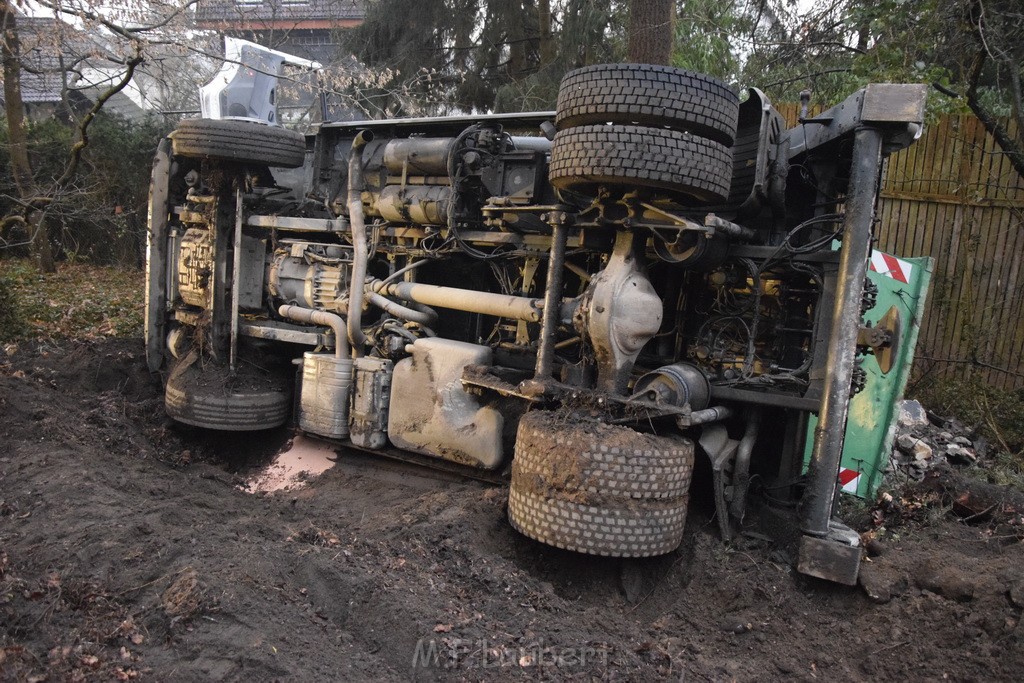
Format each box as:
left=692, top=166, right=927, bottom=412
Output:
left=365, top=291, right=438, bottom=326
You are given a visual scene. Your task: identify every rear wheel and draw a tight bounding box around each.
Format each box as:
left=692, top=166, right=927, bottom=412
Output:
left=556, top=63, right=740, bottom=147
left=548, top=124, right=733, bottom=202
left=508, top=488, right=689, bottom=557
left=170, top=119, right=306, bottom=169
left=508, top=410, right=694, bottom=557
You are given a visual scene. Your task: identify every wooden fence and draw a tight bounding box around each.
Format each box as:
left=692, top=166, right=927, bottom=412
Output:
left=775, top=104, right=1024, bottom=390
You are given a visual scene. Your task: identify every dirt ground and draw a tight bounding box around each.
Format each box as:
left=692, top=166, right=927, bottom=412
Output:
left=1, top=339, right=1022, bottom=681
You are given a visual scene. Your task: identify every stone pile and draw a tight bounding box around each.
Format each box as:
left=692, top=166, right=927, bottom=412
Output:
left=888, top=399, right=989, bottom=481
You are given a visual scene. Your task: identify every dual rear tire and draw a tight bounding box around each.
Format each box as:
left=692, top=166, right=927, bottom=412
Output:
left=549, top=63, right=739, bottom=203
left=508, top=410, right=694, bottom=557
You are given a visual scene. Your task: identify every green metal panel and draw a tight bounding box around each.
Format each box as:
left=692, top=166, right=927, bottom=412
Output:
left=804, top=253, right=933, bottom=498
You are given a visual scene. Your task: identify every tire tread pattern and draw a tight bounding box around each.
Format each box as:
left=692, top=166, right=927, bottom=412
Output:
left=508, top=488, right=687, bottom=557
left=556, top=64, right=739, bottom=146
left=171, top=119, right=306, bottom=169
left=549, top=124, right=732, bottom=201
left=507, top=411, right=693, bottom=557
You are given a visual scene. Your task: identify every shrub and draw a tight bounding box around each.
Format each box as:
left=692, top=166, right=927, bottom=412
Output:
left=0, top=112, right=172, bottom=267
left=0, top=272, right=24, bottom=342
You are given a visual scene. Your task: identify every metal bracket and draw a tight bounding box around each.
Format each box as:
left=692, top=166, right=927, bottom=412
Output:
left=699, top=424, right=740, bottom=542
left=856, top=305, right=901, bottom=374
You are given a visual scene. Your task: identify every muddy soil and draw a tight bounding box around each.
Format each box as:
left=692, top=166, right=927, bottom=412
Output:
left=1, top=339, right=1022, bottom=681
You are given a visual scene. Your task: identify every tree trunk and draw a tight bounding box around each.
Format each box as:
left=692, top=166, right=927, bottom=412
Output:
left=627, top=0, right=674, bottom=65
left=538, top=0, right=554, bottom=68
left=507, top=0, right=538, bottom=79
left=27, top=212, right=55, bottom=273
left=1, top=1, right=56, bottom=272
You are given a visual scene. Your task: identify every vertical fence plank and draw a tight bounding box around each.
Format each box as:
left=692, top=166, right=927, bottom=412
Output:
left=773, top=101, right=1021, bottom=387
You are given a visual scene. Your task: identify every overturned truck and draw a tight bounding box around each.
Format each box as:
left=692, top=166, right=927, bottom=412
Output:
left=146, top=61, right=927, bottom=585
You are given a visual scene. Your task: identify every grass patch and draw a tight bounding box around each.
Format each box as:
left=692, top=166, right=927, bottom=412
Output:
left=913, top=376, right=1024, bottom=453
left=0, top=258, right=144, bottom=341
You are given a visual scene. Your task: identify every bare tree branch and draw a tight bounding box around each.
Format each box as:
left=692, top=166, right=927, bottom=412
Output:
left=35, top=0, right=200, bottom=37
left=966, top=50, right=1024, bottom=180
left=760, top=67, right=852, bottom=91
left=52, top=49, right=145, bottom=193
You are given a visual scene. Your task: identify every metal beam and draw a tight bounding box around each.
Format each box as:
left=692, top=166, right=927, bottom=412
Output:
left=534, top=216, right=568, bottom=379
left=144, top=138, right=172, bottom=373
left=801, top=127, right=883, bottom=538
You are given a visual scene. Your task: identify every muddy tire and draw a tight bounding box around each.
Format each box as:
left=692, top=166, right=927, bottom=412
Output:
left=548, top=124, right=732, bottom=202
left=555, top=64, right=740, bottom=147
left=170, top=119, right=306, bottom=169
left=165, top=353, right=292, bottom=431
left=508, top=411, right=693, bottom=557
left=512, top=410, right=694, bottom=500
left=508, top=487, right=688, bottom=557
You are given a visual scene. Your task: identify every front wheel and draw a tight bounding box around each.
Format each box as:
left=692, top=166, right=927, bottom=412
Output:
left=164, top=351, right=292, bottom=431
left=170, top=119, right=306, bottom=169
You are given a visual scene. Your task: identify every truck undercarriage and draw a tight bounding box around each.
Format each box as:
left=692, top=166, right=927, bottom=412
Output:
left=146, top=63, right=927, bottom=584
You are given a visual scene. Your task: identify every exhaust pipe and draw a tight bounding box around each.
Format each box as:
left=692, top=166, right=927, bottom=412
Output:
left=277, top=305, right=349, bottom=358
left=347, top=130, right=373, bottom=357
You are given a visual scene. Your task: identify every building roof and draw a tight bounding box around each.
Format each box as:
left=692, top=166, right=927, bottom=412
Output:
left=195, top=0, right=366, bottom=26
left=0, top=15, right=145, bottom=120
left=8, top=17, right=112, bottom=104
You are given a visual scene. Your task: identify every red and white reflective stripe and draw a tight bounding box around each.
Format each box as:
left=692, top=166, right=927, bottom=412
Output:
left=868, top=250, right=913, bottom=284
left=838, top=468, right=861, bottom=493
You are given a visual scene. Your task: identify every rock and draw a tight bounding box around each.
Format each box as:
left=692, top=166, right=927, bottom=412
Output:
left=937, top=431, right=954, bottom=443
left=947, top=418, right=968, bottom=434
left=896, top=433, right=919, bottom=453
left=620, top=560, right=654, bottom=604
left=919, top=566, right=975, bottom=602
left=897, top=400, right=929, bottom=428
left=945, top=444, right=977, bottom=465
left=912, top=441, right=933, bottom=462
left=719, top=618, right=753, bottom=634
left=1010, top=581, right=1024, bottom=608
left=859, top=564, right=892, bottom=604
left=973, top=436, right=989, bottom=459
left=865, top=538, right=886, bottom=557
left=953, top=436, right=973, bottom=447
